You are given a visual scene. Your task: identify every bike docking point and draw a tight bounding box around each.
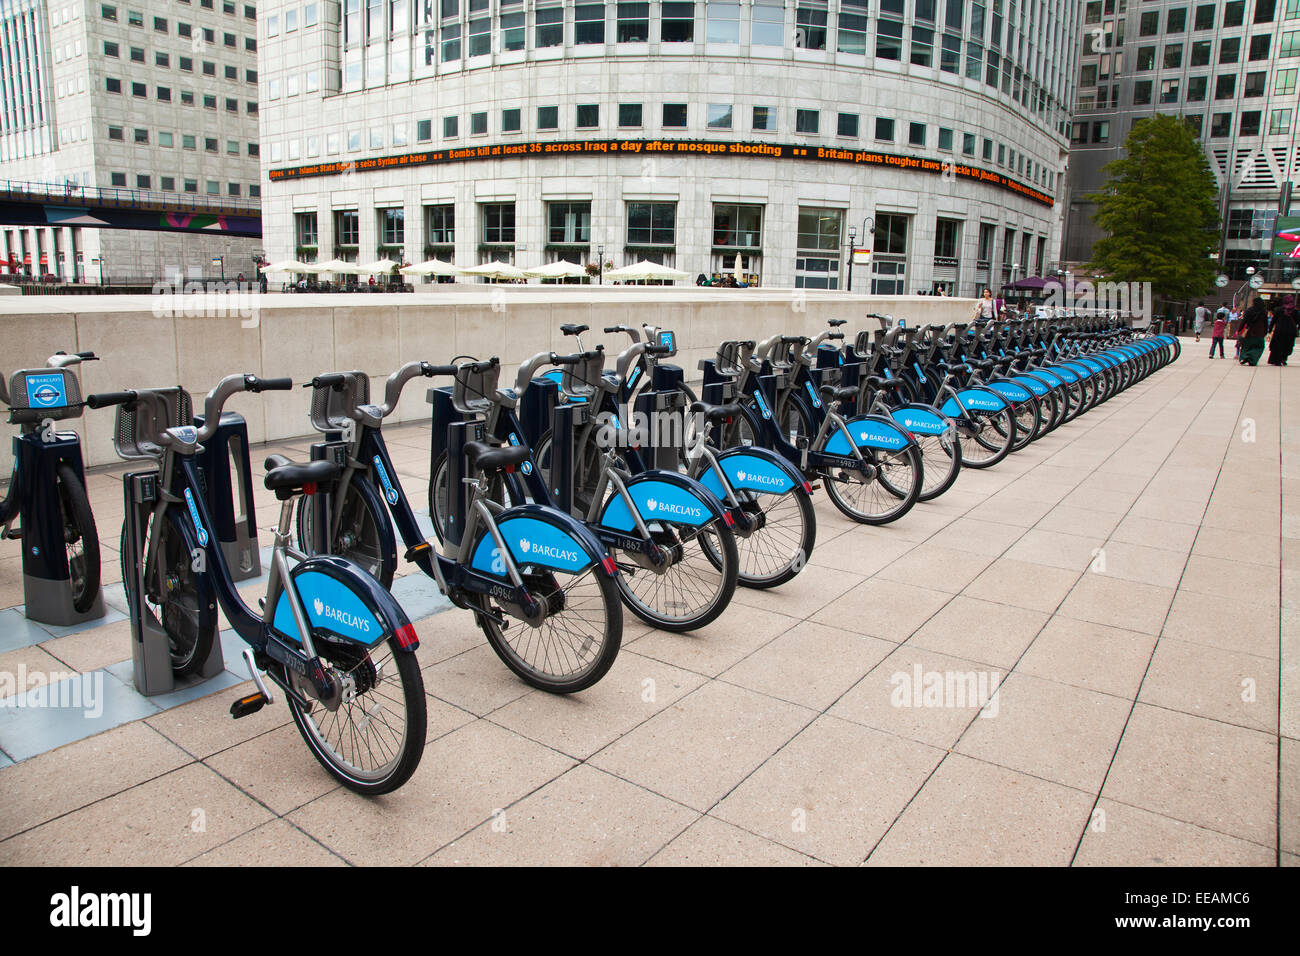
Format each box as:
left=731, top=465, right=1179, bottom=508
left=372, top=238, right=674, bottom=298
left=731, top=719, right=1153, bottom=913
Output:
left=121, top=472, right=223, bottom=696
left=6, top=367, right=105, bottom=627
left=193, top=411, right=262, bottom=582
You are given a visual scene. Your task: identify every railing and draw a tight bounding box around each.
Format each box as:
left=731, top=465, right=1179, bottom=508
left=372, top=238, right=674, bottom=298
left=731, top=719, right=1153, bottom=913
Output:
left=0, top=180, right=261, bottom=217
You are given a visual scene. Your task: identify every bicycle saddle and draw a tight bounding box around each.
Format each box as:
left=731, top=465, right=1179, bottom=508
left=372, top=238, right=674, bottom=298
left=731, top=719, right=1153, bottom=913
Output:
left=264, top=454, right=342, bottom=499
left=688, top=400, right=745, bottom=423
left=464, top=441, right=530, bottom=474
left=818, top=384, right=861, bottom=403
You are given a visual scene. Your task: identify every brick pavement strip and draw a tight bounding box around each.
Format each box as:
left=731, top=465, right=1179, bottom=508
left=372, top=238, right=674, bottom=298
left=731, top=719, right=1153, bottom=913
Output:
left=0, top=350, right=1292, bottom=866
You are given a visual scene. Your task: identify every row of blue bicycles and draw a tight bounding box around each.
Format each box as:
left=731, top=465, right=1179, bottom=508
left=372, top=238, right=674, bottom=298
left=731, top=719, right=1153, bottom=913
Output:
left=2, top=313, right=1178, bottom=794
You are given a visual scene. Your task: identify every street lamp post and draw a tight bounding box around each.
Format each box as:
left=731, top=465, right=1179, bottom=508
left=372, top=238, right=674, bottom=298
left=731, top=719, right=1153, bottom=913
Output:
left=597, top=243, right=605, bottom=285
left=845, top=217, right=874, bottom=293
left=1232, top=266, right=1257, bottom=311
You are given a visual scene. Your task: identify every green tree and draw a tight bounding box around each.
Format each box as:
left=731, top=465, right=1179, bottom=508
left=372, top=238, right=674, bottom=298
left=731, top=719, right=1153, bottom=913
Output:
left=1087, top=114, right=1220, bottom=302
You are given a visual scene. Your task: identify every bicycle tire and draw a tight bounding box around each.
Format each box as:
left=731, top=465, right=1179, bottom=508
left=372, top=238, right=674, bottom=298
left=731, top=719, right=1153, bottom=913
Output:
left=822, top=443, right=922, bottom=524
left=620, top=516, right=738, bottom=631
left=958, top=406, right=1016, bottom=468
left=55, top=463, right=100, bottom=613
left=719, top=484, right=817, bottom=589
left=915, top=430, right=962, bottom=501
left=285, top=635, right=426, bottom=795
left=466, top=559, right=623, bottom=693
left=126, top=509, right=217, bottom=677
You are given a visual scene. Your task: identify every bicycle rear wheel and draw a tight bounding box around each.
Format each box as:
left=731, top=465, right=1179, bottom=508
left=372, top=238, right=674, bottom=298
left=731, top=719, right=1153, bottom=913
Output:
left=285, top=635, right=426, bottom=795
left=127, top=510, right=217, bottom=677
left=915, top=431, right=962, bottom=501
left=957, top=407, right=1016, bottom=468
left=295, top=479, right=395, bottom=587
left=55, top=463, right=100, bottom=613
left=617, top=518, right=738, bottom=631
left=723, top=485, right=816, bottom=589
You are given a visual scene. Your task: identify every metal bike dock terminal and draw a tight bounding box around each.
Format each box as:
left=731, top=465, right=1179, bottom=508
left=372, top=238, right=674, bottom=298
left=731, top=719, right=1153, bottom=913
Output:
left=121, top=471, right=223, bottom=696
left=193, top=411, right=262, bottom=582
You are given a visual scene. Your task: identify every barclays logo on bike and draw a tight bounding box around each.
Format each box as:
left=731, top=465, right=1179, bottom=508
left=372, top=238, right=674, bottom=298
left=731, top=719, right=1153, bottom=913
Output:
left=734, top=468, right=783, bottom=488
left=646, top=497, right=703, bottom=520
left=860, top=429, right=903, bottom=448
left=311, top=596, right=372, bottom=634
left=516, top=539, right=580, bottom=564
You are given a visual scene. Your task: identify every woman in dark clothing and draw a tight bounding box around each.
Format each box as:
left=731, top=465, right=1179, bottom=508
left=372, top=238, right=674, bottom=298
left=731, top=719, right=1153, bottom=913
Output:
left=1240, top=299, right=1270, bottom=366
left=1268, top=295, right=1297, bottom=367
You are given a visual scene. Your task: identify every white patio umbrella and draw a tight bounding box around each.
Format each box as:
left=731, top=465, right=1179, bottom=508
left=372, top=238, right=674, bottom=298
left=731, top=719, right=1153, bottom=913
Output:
left=604, top=260, right=692, bottom=282
left=315, top=257, right=363, bottom=275
left=357, top=258, right=399, bottom=274
left=259, top=259, right=312, bottom=273
left=458, top=260, right=529, bottom=281
left=523, top=260, right=587, bottom=280
left=399, top=258, right=463, bottom=277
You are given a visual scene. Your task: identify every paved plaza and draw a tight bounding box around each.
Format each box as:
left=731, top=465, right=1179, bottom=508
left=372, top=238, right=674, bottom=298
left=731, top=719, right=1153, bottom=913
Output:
left=0, top=347, right=1294, bottom=866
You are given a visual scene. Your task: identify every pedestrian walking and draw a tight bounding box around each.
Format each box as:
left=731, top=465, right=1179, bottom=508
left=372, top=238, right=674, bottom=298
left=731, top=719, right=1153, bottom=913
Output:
left=1268, top=295, right=1297, bottom=367
left=1193, top=302, right=1209, bottom=342
left=1240, top=299, right=1269, bottom=366
left=1209, top=309, right=1227, bottom=358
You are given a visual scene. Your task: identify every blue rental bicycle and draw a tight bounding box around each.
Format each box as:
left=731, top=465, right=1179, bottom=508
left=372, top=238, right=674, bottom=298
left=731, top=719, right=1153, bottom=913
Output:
left=296, top=361, right=624, bottom=693
left=429, top=345, right=740, bottom=632
left=700, top=335, right=924, bottom=524
left=1, top=351, right=101, bottom=616
left=89, top=375, right=427, bottom=794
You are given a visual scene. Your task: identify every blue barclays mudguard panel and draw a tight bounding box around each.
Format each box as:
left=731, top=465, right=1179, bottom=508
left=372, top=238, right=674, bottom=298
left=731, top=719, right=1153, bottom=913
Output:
left=272, top=561, right=396, bottom=647
left=600, top=474, right=720, bottom=530
left=1031, top=367, right=1066, bottom=387
left=889, top=405, right=952, bottom=436
left=824, top=415, right=915, bottom=454
left=939, top=388, right=1008, bottom=418
left=1045, top=363, right=1079, bottom=383
left=983, top=380, right=1034, bottom=404
left=1009, top=375, right=1050, bottom=397
left=700, top=448, right=800, bottom=497
left=469, top=514, right=597, bottom=575
left=22, top=372, right=69, bottom=409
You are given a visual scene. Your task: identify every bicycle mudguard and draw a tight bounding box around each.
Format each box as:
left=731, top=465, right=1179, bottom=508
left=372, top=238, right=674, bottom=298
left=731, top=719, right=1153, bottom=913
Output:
left=983, top=380, right=1035, bottom=404
left=824, top=414, right=917, bottom=454
left=938, top=388, right=1008, bottom=418
left=1008, top=374, right=1051, bottom=398
left=599, top=470, right=727, bottom=530
left=888, top=404, right=953, bottom=437
left=1030, top=367, right=1067, bottom=388
left=271, top=555, right=417, bottom=651
left=469, top=503, right=608, bottom=576
left=699, top=446, right=804, bottom=498
left=1042, top=363, right=1079, bottom=384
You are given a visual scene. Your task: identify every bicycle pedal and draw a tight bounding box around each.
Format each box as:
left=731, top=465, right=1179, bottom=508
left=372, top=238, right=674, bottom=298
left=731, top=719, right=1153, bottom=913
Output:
left=229, top=691, right=269, bottom=719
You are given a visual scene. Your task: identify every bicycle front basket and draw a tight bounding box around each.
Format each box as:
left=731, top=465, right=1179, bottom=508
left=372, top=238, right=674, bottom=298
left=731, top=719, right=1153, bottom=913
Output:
left=559, top=350, right=606, bottom=403
left=715, top=341, right=747, bottom=377
left=452, top=360, right=499, bottom=414
left=7, top=368, right=84, bottom=425
left=309, top=371, right=369, bottom=432
left=113, top=386, right=193, bottom=460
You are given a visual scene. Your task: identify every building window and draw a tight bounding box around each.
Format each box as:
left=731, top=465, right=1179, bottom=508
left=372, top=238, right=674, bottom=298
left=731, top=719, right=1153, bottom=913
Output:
left=752, top=105, right=775, bottom=131
left=104, top=40, right=119, bottom=56
left=502, top=108, right=521, bottom=132
left=417, top=119, right=433, bottom=141
left=1220, top=37, right=1240, bottom=62
left=627, top=202, right=675, bottom=246
left=706, top=1, right=740, bottom=43
left=1167, top=7, right=1187, bottom=31
left=110, top=172, right=127, bottom=187
left=795, top=2, right=828, bottom=50
left=102, top=4, right=117, bottom=20
left=335, top=210, right=360, bottom=247
left=535, top=5, right=563, bottom=47
left=107, top=125, right=124, bottom=141
left=538, top=105, right=559, bottom=129
left=962, top=132, right=976, bottom=155
left=876, top=117, right=895, bottom=141
left=871, top=213, right=908, bottom=294
left=379, top=208, right=404, bottom=248
left=426, top=204, right=455, bottom=247
left=1210, top=112, right=1232, bottom=137
left=575, top=3, right=605, bottom=44
left=662, top=1, right=694, bottom=42
left=617, top=2, right=649, bottom=41
left=838, top=0, right=868, bottom=54
left=502, top=8, right=525, bottom=49
left=911, top=25, right=934, bottom=65
left=795, top=109, right=819, bottom=134
left=707, top=104, right=733, bottom=129
left=1195, top=4, right=1215, bottom=29
left=909, top=122, right=926, bottom=146
left=1216, top=74, right=1236, bottom=99
left=132, top=82, right=146, bottom=97
left=1133, top=80, right=1153, bottom=105
left=468, top=10, right=490, bottom=56
left=663, top=103, right=687, bottom=127
left=548, top=202, right=591, bottom=246
left=876, top=18, right=903, bottom=59
left=444, top=115, right=459, bottom=138
left=752, top=0, right=783, bottom=45
left=1279, top=68, right=1298, bottom=94
left=934, top=218, right=960, bottom=261
left=618, top=103, right=642, bottom=127
left=795, top=208, right=842, bottom=288
left=470, top=111, right=487, bottom=135
left=106, top=77, right=121, bottom=92
left=1243, top=71, right=1266, bottom=96
left=576, top=104, right=599, bottom=127
left=712, top=204, right=762, bottom=249
left=837, top=112, right=859, bottom=138
left=482, top=203, right=516, bottom=244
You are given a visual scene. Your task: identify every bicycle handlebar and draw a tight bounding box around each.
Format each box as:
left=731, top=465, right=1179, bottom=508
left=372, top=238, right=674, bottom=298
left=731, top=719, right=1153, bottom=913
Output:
left=85, top=390, right=137, bottom=409
left=198, top=374, right=292, bottom=441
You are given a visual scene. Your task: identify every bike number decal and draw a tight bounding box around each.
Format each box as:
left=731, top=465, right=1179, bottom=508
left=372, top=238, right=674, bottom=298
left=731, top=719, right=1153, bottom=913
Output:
left=183, top=488, right=209, bottom=547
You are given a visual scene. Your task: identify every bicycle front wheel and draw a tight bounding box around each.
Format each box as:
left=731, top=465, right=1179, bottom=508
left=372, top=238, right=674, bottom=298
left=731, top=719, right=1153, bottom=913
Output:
left=958, top=407, right=1016, bottom=469
left=296, top=479, right=395, bottom=587
left=285, top=635, right=426, bottom=795
left=823, top=445, right=922, bottom=525
left=616, top=518, right=738, bottom=631
left=720, top=485, right=817, bottom=589
left=55, top=463, right=100, bottom=613
left=468, top=560, right=622, bottom=693
left=915, top=431, right=962, bottom=502
left=128, top=510, right=217, bottom=677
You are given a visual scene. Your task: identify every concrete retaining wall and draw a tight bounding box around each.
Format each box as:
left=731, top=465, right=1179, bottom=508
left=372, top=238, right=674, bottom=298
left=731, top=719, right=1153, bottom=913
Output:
left=1, top=287, right=973, bottom=471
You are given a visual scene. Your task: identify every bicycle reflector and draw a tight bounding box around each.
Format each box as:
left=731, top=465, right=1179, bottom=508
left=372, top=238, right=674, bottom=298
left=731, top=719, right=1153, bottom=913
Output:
left=395, top=623, right=420, bottom=650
